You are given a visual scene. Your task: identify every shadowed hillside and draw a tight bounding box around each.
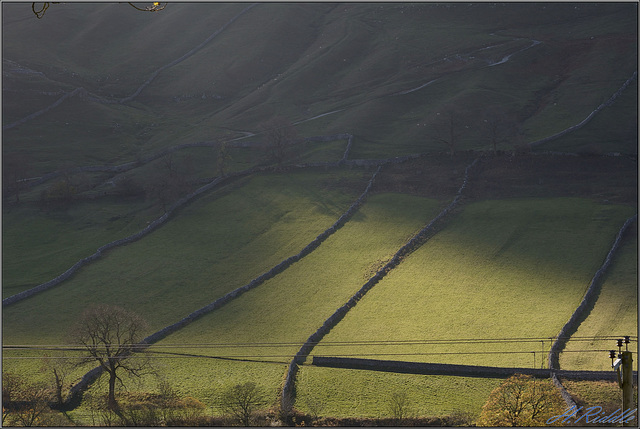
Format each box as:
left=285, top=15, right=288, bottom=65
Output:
left=3, top=2, right=637, bottom=169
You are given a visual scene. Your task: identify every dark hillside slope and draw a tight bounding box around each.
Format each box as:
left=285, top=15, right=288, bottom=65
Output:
left=3, top=2, right=636, bottom=165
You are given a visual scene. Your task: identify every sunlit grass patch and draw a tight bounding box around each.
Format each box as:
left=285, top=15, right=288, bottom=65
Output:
left=311, top=198, right=636, bottom=369
left=2, top=170, right=367, bottom=344
left=295, top=365, right=500, bottom=420
left=560, top=222, right=638, bottom=371
left=147, top=193, right=442, bottom=354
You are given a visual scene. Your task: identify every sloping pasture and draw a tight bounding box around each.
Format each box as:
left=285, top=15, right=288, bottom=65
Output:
left=127, top=192, right=444, bottom=406
left=299, top=198, right=635, bottom=416
left=559, top=221, right=638, bottom=372
left=1, top=169, right=368, bottom=345
left=4, top=3, right=635, bottom=165
left=309, top=198, right=635, bottom=367
left=294, top=366, right=501, bottom=419
left=2, top=197, right=157, bottom=297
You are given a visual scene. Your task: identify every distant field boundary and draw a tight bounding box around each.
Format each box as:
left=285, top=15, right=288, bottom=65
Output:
left=17, top=134, right=352, bottom=191
left=63, top=166, right=381, bottom=409
left=118, top=3, right=258, bottom=104
left=2, top=3, right=258, bottom=130
left=2, top=131, right=439, bottom=307
left=312, top=356, right=639, bottom=383
left=529, top=70, right=638, bottom=148
left=547, top=213, right=637, bottom=407
left=281, top=158, right=479, bottom=410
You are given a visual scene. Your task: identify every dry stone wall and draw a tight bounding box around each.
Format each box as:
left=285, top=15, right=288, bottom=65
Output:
left=2, top=87, right=87, bottom=131
left=546, top=213, right=637, bottom=407
left=529, top=71, right=637, bottom=147
left=4, top=131, right=390, bottom=307
left=63, top=166, right=381, bottom=407
left=548, top=214, right=637, bottom=371
left=281, top=158, right=479, bottom=409
left=312, top=356, right=632, bottom=382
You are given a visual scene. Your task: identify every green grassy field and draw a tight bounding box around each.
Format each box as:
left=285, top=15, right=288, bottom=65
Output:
left=294, top=366, right=501, bottom=420
left=116, top=193, right=445, bottom=401
left=2, top=170, right=369, bottom=343
left=2, top=2, right=637, bottom=423
left=2, top=198, right=157, bottom=297
left=311, top=198, right=636, bottom=368
left=560, top=222, right=638, bottom=372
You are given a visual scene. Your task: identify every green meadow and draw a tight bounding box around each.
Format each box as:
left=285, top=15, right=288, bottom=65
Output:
left=129, top=193, right=444, bottom=402
left=2, top=1, right=637, bottom=424
left=311, top=198, right=636, bottom=368
left=294, top=366, right=501, bottom=419
left=560, top=222, right=638, bottom=372
left=2, top=170, right=369, bottom=343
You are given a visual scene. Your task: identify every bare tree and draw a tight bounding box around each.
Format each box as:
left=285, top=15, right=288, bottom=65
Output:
left=2, top=372, right=52, bottom=427
left=387, top=390, right=412, bottom=422
left=261, top=117, right=300, bottom=166
left=482, top=108, right=518, bottom=154
left=70, top=304, right=151, bottom=410
left=145, top=154, right=194, bottom=212
left=219, top=382, right=266, bottom=426
left=40, top=354, right=74, bottom=407
left=432, top=110, right=460, bottom=156
left=217, top=140, right=232, bottom=176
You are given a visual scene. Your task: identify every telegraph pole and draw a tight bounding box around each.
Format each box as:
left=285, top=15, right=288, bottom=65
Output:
left=621, top=349, right=633, bottom=426
left=609, top=336, right=635, bottom=427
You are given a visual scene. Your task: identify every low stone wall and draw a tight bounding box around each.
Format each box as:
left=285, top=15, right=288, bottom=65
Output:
left=548, top=214, right=637, bottom=371
left=281, top=158, right=479, bottom=409
left=64, top=166, right=381, bottom=408
left=530, top=71, right=637, bottom=148
left=311, top=356, right=635, bottom=382
left=3, top=87, right=87, bottom=131
left=3, top=173, right=231, bottom=307
left=547, top=214, right=637, bottom=407
left=142, top=166, right=381, bottom=345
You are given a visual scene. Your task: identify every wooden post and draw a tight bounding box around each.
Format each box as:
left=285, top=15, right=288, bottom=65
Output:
left=621, top=351, right=634, bottom=427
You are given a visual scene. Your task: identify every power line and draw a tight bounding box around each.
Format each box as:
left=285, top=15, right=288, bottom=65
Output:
left=3, top=335, right=634, bottom=350
left=2, top=349, right=620, bottom=360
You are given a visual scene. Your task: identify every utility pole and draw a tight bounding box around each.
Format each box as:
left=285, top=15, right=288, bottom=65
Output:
left=621, top=349, right=633, bottom=426
left=609, top=336, right=636, bottom=427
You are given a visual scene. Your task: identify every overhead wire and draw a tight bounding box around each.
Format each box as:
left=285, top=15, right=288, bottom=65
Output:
left=3, top=335, right=635, bottom=350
